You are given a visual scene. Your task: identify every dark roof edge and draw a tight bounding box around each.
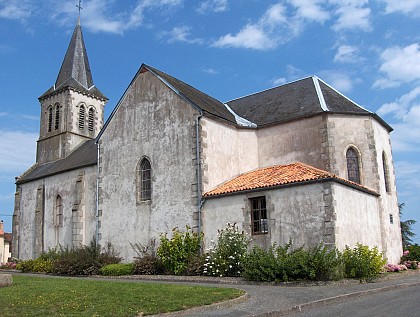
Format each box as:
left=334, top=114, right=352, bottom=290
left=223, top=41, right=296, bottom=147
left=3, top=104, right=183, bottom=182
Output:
left=16, top=162, right=97, bottom=185
left=203, top=177, right=379, bottom=199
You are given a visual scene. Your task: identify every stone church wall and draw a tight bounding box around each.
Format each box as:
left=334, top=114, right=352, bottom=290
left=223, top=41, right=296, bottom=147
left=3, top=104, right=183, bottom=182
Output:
left=201, top=117, right=258, bottom=193
left=98, top=70, right=200, bottom=262
left=256, top=116, right=329, bottom=171
left=202, top=182, right=334, bottom=251
left=15, top=166, right=97, bottom=260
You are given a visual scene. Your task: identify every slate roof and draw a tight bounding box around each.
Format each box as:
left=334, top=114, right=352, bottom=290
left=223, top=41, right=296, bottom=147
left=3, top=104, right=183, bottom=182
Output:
left=39, top=21, right=107, bottom=101
left=227, top=76, right=391, bottom=131
left=203, top=162, right=378, bottom=198
left=16, top=139, right=97, bottom=184
left=144, top=65, right=237, bottom=124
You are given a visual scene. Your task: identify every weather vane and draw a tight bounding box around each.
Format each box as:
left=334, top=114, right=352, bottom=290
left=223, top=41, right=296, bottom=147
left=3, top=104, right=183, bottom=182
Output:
left=76, top=0, right=83, bottom=17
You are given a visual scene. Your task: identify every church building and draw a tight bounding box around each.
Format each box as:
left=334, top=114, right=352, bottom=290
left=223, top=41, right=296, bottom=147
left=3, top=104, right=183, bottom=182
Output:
left=13, top=20, right=403, bottom=264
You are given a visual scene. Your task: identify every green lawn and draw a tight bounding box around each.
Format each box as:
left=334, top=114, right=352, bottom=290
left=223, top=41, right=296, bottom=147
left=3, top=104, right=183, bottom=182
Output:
left=0, top=275, right=244, bottom=316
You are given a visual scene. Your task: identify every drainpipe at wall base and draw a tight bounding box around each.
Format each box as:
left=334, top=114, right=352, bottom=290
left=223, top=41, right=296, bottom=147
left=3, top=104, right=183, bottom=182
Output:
left=195, top=112, right=203, bottom=240
left=95, top=141, right=100, bottom=247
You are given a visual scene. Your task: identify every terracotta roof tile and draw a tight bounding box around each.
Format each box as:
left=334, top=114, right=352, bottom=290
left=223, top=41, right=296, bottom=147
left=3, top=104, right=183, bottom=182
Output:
left=203, top=162, right=376, bottom=197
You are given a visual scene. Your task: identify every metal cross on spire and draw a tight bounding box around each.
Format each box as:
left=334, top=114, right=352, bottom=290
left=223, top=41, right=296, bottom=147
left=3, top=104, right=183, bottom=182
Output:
left=76, top=0, right=83, bottom=18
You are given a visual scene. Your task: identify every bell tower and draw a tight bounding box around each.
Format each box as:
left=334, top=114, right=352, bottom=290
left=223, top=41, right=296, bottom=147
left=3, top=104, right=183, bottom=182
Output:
left=36, top=18, right=107, bottom=164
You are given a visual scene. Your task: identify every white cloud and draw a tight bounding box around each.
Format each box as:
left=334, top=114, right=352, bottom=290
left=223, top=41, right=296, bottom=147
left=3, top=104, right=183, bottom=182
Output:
left=373, top=43, right=420, bottom=89
left=320, top=71, right=355, bottom=93
left=378, top=86, right=420, bottom=152
left=202, top=68, right=219, bottom=75
left=0, top=130, right=37, bottom=173
left=51, top=0, right=183, bottom=34
left=394, top=161, right=420, bottom=199
left=331, top=1, right=371, bottom=32
left=289, top=0, right=330, bottom=23
left=0, top=0, right=33, bottom=21
left=334, top=45, right=363, bottom=63
left=196, top=0, right=228, bottom=14
left=162, top=26, right=204, bottom=44
left=380, top=0, right=420, bottom=16
left=271, top=77, right=287, bottom=86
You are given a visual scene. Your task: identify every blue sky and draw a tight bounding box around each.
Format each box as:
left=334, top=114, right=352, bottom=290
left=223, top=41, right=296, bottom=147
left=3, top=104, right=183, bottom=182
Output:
left=0, top=0, right=419, bottom=244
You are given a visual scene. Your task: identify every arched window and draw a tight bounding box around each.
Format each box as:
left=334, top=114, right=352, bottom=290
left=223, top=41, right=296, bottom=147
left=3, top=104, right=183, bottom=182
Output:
left=137, top=158, right=152, bottom=202
left=382, top=151, right=390, bottom=192
left=48, top=107, right=53, bottom=132
left=346, top=147, right=361, bottom=184
left=79, top=105, right=85, bottom=130
left=88, top=107, right=95, bottom=132
left=54, top=103, right=60, bottom=130
left=54, top=195, right=63, bottom=227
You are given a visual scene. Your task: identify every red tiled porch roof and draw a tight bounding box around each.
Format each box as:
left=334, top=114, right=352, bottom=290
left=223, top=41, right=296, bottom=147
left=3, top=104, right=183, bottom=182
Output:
left=203, top=162, right=376, bottom=197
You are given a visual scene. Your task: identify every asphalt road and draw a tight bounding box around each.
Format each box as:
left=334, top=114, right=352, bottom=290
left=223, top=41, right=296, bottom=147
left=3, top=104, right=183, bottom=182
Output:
left=289, top=284, right=420, bottom=317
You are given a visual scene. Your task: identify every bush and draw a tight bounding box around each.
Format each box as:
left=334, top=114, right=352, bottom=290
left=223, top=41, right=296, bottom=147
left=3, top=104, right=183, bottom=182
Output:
left=343, top=244, right=386, bottom=282
left=16, top=258, right=54, bottom=273
left=100, top=263, right=135, bottom=276
left=53, top=240, right=121, bottom=275
left=401, top=244, right=420, bottom=262
left=204, top=223, right=248, bottom=277
left=157, top=227, right=203, bottom=275
left=243, top=242, right=344, bottom=282
left=134, top=255, right=164, bottom=275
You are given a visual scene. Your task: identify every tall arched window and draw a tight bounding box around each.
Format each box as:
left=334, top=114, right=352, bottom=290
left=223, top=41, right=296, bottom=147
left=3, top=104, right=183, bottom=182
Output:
left=54, top=195, right=63, bottom=227
left=79, top=105, right=85, bottom=130
left=48, top=107, right=53, bottom=132
left=54, top=103, right=60, bottom=130
left=88, top=107, right=95, bottom=132
left=382, top=151, right=390, bottom=192
left=137, top=158, right=152, bottom=202
left=346, top=147, right=361, bottom=184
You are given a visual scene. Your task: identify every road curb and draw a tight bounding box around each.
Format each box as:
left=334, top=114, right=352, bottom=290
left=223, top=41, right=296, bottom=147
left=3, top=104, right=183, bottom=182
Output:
left=256, top=281, right=420, bottom=317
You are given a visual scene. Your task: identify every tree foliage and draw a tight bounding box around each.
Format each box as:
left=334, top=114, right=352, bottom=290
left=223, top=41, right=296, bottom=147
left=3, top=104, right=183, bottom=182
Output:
left=399, top=203, right=416, bottom=248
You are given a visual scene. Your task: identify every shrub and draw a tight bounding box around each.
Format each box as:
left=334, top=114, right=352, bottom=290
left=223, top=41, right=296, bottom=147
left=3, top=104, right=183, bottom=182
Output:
left=204, top=223, right=248, bottom=277
left=401, top=244, right=420, bottom=262
left=134, top=255, right=164, bottom=275
left=157, top=227, right=203, bottom=275
left=343, top=244, right=386, bottom=282
left=100, top=263, right=135, bottom=276
left=186, top=254, right=206, bottom=276
left=53, top=240, right=121, bottom=275
left=16, top=258, right=54, bottom=273
left=243, top=242, right=344, bottom=282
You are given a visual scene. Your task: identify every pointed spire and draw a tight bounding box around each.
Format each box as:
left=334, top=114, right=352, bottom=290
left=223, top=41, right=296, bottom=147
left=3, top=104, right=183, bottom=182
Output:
left=55, top=22, right=93, bottom=90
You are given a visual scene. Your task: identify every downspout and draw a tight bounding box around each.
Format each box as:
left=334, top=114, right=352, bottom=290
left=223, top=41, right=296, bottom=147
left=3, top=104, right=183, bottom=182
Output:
left=195, top=112, right=204, bottom=238
left=95, top=141, right=100, bottom=246
left=42, top=179, right=45, bottom=254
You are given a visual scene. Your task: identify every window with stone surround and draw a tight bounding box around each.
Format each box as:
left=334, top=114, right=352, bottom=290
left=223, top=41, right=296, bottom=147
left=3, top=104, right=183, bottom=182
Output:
left=137, top=157, right=152, bottom=202
left=346, top=147, right=361, bottom=184
left=382, top=151, right=390, bottom=193
left=250, top=196, right=268, bottom=235
left=54, top=195, right=63, bottom=227
left=79, top=105, right=85, bottom=130
left=48, top=106, right=53, bottom=132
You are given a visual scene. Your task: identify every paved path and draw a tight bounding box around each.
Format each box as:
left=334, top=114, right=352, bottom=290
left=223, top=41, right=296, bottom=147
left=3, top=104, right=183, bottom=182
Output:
left=7, top=270, right=420, bottom=316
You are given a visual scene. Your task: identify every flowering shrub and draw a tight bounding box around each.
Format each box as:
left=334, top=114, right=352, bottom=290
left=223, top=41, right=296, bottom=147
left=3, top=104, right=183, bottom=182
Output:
left=0, top=262, right=17, bottom=270
left=204, top=223, right=248, bottom=277
left=401, top=245, right=420, bottom=263
left=384, top=263, right=407, bottom=272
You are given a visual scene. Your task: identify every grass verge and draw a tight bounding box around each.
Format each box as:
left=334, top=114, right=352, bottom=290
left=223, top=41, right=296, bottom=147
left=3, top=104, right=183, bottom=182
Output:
left=0, top=275, right=244, bottom=316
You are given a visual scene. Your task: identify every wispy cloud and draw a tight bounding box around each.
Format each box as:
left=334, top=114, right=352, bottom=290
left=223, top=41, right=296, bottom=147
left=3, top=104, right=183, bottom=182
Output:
left=334, top=44, right=363, bottom=63
left=202, top=68, right=219, bottom=75
left=380, top=0, right=420, bottom=17
left=0, top=130, right=37, bottom=173
left=373, top=43, right=420, bottom=89
left=161, top=26, right=204, bottom=44
left=331, top=0, right=371, bottom=32
left=319, top=70, right=358, bottom=93
left=0, top=0, right=33, bottom=22
left=196, top=0, right=228, bottom=14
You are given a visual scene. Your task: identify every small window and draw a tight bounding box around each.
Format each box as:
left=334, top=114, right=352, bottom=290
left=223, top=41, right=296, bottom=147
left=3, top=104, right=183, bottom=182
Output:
left=139, top=158, right=152, bottom=201
left=346, top=147, right=360, bottom=183
left=48, top=107, right=53, bottom=132
left=54, top=195, right=63, bottom=227
left=250, top=196, right=268, bottom=235
left=54, top=104, right=60, bottom=130
left=389, top=214, right=394, bottom=224
left=382, top=152, right=390, bottom=193
left=88, top=107, right=94, bottom=132
left=79, top=105, right=85, bottom=130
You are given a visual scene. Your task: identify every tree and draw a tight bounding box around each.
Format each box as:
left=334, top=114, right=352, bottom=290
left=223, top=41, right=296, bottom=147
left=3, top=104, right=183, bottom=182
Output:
left=399, top=203, right=416, bottom=249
